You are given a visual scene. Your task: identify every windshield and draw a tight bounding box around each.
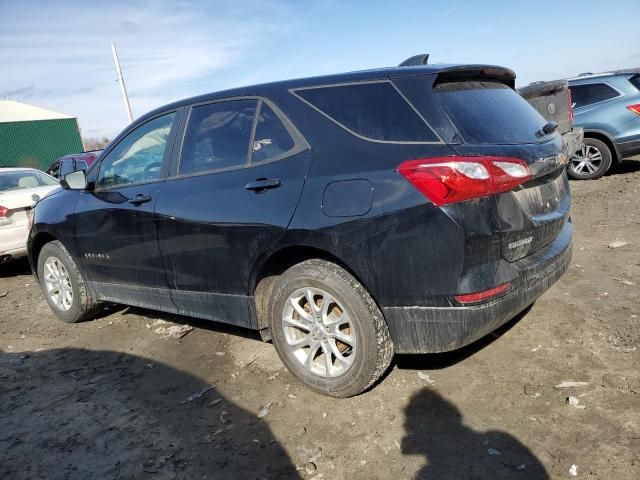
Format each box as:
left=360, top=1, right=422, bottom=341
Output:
left=0, top=170, right=58, bottom=192
left=434, top=80, right=551, bottom=144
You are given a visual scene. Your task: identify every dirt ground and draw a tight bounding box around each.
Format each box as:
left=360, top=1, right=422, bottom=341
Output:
left=1, top=159, right=639, bottom=480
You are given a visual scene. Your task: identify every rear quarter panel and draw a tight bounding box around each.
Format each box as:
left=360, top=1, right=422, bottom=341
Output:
left=276, top=89, right=467, bottom=307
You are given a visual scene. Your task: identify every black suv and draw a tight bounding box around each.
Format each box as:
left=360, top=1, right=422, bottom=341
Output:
left=28, top=62, right=572, bottom=397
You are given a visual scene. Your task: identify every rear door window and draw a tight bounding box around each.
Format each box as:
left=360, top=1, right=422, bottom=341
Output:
left=251, top=103, right=295, bottom=163
left=569, top=83, right=621, bottom=108
left=180, top=100, right=257, bottom=175
left=294, top=82, right=438, bottom=142
left=434, top=80, right=548, bottom=144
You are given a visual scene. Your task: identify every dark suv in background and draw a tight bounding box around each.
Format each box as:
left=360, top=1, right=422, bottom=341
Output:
left=45, top=150, right=102, bottom=179
left=568, top=70, right=640, bottom=179
left=28, top=62, right=572, bottom=396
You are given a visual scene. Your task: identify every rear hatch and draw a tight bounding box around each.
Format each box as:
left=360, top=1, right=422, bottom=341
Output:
left=391, top=69, right=570, bottom=263
left=434, top=76, right=570, bottom=262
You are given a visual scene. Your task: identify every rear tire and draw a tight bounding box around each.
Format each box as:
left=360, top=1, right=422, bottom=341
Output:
left=37, top=241, right=100, bottom=323
left=269, top=259, right=394, bottom=397
left=568, top=138, right=612, bottom=180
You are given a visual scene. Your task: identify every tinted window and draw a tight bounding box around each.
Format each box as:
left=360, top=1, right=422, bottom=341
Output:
left=570, top=83, right=620, bottom=108
left=180, top=100, right=257, bottom=175
left=434, top=80, right=548, bottom=144
left=60, top=159, right=87, bottom=177
left=0, top=171, right=58, bottom=191
left=97, top=113, right=175, bottom=188
left=47, top=160, right=60, bottom=178
left=628, top=74, right=640, bottom=91
left=296, top=82, right=438, bottom=142
left=251, top=103, right=295, bottom=163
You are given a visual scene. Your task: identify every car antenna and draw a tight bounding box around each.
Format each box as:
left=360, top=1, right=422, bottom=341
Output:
left=398, top=54, right=429, bottom=67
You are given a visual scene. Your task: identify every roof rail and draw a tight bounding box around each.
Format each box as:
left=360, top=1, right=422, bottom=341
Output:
left=399, top=54, right=429, bottom=67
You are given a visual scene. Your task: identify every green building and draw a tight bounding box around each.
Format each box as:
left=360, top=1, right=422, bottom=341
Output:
left=0, top=100, right=84, bottom=171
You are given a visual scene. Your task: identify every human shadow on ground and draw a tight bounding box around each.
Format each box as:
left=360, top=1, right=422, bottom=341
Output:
left=0, top=347, right=299, bottom=480
left=402, top=388, right=549, bottom=479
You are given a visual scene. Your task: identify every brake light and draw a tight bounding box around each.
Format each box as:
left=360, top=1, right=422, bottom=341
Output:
left=626, top=104, right=640, bottom=115
left=397, top=156, right=531, bottom=206
left=0, top=205, right=10, bottom=226
left=454, top=283, right=511, bottom=304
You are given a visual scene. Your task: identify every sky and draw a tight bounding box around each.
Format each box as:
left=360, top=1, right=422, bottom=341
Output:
left=1, top=0, right=639, bottom=139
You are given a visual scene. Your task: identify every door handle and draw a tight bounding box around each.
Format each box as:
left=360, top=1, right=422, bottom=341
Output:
left=245, top=178, right=281, bottom=192
left=128, top=194, right=152, bottom=205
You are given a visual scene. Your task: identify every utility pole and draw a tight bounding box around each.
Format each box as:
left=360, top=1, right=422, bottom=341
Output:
left=111, top=43, right=133, bottom=124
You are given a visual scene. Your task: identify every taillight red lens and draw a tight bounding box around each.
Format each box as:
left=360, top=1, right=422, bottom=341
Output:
left=626, top=104, right=640, bottom=115
left=454, top=283, right=511, bottom=304
left=397, top=156, right=531, bottom=206
left=0, top=205, right=9, bottom=226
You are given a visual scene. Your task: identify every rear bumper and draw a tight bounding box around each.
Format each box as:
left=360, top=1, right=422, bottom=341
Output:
left=383, top=220, right=573, bottom=353
left=562, top=127, right=583, bottom=155
left=1, top=225, right=28, bottom=258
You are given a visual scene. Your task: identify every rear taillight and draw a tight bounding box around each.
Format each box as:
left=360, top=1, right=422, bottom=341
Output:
left=397, top=156, right=531, bottom=206
left=626, top=104, right=640, bottom=115
left=454, top=282, right=511, bottom=304
left=0, top=205, right=10, bottom=226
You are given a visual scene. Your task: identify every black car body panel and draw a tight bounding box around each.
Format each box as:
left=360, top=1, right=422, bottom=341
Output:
left=28, top=63, right=572, bottom=353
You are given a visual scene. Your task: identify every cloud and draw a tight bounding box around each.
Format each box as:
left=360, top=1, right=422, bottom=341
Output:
left=0, top=0, right=299, bottom=138
left=4, top=86, right=35, bottom=98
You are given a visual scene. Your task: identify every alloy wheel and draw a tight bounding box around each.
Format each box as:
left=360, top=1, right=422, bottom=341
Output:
left=282, top=287, right=356, bottom=377
left=570, top=144, right=603, bottom=176
left=43, top=256, right=73, bottom=311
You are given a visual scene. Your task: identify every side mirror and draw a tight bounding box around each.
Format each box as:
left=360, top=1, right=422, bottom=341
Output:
left=61, top=170, right=88, bottom=190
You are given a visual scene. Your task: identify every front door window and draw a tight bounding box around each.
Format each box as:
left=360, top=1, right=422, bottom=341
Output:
left=97, top=112, right=176, bottom=189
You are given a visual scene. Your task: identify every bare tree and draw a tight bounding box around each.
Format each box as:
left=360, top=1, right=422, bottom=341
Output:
left=82, top=137, right=111, bottom=151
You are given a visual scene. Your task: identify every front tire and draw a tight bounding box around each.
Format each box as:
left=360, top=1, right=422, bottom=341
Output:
left=568, top=138, right=612, bottom=180
left=269, top=259, right=394, bottom=397
left=37, top=241, right=99, bottom=323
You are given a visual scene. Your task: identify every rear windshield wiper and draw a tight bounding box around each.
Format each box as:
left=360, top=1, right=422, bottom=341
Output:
left=536, top=121, right=558, bottom=137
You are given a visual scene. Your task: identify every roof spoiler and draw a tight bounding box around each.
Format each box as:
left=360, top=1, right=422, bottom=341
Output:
left=433, top=66, right=516, bottom=89
left=399, top=54, right=429, bottom=67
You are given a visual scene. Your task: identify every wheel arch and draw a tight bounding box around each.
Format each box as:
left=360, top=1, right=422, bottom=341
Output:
left=582, top=129, right=621, bottom=164
left=29, top=232, right=58, bottom=278
left=250, top=244, right=374, bottom=332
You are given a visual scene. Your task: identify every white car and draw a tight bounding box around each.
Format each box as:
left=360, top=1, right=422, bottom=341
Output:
left=0, top=168, right=60, bottom=262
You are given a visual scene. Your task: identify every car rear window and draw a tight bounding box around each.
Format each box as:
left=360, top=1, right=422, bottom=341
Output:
left=294, top=82, right=439, bottom=142
left=0, top=171, right=58, bottom=191
left=569, top=82, right=621, bottom=108
left=434, top=80, right=548, bottom=144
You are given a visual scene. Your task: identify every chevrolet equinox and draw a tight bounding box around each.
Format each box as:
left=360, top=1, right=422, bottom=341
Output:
left=28, top=62, right=573, bottom=397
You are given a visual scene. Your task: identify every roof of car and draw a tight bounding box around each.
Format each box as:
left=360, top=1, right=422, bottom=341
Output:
left=0, top=167, right=41, bottom=173
left=568, top=69, right=639, bottom=82
left=140, top=63, right=515, bottom=121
